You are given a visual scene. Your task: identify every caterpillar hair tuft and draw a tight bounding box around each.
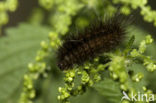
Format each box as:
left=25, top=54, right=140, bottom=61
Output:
left=57, top=13, right=131, bottom=70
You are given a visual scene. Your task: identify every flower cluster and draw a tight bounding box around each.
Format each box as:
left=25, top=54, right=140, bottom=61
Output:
left=113, top=0, right=156, bottom=26
left=130, top=35, right=156, bottom=72
left=19, top=32, right=61, bottom=103
left=58, top=59, right=107, bottom=103
left=0, top=0, right=18, bottom=35
left=48, top=0, right=84, bottom=35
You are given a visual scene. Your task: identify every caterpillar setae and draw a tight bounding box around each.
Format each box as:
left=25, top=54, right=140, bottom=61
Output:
left=57, top=14, right=130, bottom=70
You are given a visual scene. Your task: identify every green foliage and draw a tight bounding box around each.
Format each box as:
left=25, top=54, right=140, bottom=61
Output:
left=39, top=0, right=54, bottom=10
left=0, top=0, right=18, bottom=35
left=94, top=78, right=122, bottom=103
left=49, top=0, right=84, bottom=35
left=0, top=23, right=51, bottom=103
left=113, top=0, right=156, bottom=26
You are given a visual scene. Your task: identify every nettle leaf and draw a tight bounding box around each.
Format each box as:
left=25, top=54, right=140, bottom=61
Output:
left=0, top=23, right=50, bottom=103
left=93, top=78, right=122, bottom=103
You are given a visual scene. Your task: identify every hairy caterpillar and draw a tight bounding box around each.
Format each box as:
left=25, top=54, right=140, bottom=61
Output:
left=57, top=14, right=129, bottom=70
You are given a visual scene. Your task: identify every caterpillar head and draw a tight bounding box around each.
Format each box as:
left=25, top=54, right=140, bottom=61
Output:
left=57, top=61, right=66, bottom=70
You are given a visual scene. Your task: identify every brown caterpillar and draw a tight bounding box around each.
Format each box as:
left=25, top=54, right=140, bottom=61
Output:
left=57, top=14, right=129, bottom=70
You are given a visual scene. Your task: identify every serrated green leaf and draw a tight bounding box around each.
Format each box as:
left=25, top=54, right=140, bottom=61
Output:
left=93, top=78, right=122, bottom=103
left=0, top=23, right=51, bottom=103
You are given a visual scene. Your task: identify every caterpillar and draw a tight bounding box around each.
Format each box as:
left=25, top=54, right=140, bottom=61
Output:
left=57, top=14, right=129, bottom=70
